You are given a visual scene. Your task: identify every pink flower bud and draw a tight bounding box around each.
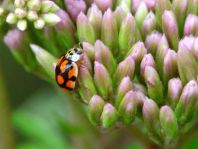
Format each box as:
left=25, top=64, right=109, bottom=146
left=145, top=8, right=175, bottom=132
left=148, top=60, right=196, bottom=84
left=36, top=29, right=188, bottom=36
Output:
left=94, top=0, right=112, bottom=12
left=184, top=14, right=198, bottom=36
left=167, top=78, right=183, bottom=108
left=65, top=0, right=86, bottom=20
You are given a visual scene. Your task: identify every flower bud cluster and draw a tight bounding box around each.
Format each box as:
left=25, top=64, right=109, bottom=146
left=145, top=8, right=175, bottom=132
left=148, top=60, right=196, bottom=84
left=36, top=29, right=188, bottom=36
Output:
left=2, top=0, right=198, bottom=147
left=6, top=0, right=60, bottom=30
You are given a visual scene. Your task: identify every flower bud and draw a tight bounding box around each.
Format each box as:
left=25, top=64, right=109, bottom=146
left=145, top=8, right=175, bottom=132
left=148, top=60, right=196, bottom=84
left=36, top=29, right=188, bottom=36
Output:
left=133, top=90, right=146, bottom=106
left=167, top=78, right=183, bottom=108
left=142, top=99, right=161, bottom=135
left=94, top=0, right=112, bottom=12
left=135, top=2, right=148, bottom=30
left=156, top=35, right=169, bottom=77
left=15, top=8, right=26, bottom=19
left=30, top=44, right=57, bottom=79
left=178, top=42, right=198, bottom=83
left=145, top=31, right=162, bottom=56
left=27, top=0, right=41, bottom=11
left=131, top=0, right=141, bottom=13
left=140, top=54, right=155, bottom=78
left=144, top=0, right=156, bottom=11
left=159, top=106, right=178, bottom=144
left=78, top=86, right=94, bottom=104
left=94, top=61, right=112, bottom=100
left=115, top=76, right=133, bottom=107
left=55, top=9, right=76, bottom=49
left=101, top=9, right=118, bottom=54
left=101, top=103, right=118, bottom=128
left=88, top=95, right=105, bottom=125
left=42, top=13, right=61, bottom=26
left=27, top=11, right=38, bottom=21
left=87, top=4, right=102, bottom=38
left=175, top=80, right=198, bottom=125
left=144, top=66, right=163, bottom=104
left=81, top=53, right=92, bottom=72
left=179, top=36, right=195, bottom=53
left=118, top=91, right=138, bottom=124
left=133, top=83, right=147, bottom=96
left=4, top=29, right=25, bottom=50
left=114, top=6, right=127, bottom=30
left=141, top=12, right=156, bottom=38
left=119, top=13, right=140, bottom=57
left=82, top=42, right=95, bottom=61
left=78, top=66, right=96, bottom=102
left=184, top=14, right=198, bottom=36
left=163, top=50, right=178, bottom=82
left=14, top=0, right=26, bottom=8
left=77, top=12, right=95, bottom=44
left=17, top=20, right=27, bottom=31
left=4, top=29, right=36, bottom=71
left=114, top=56, right=135, bottom=85
left=41, top=0, right=59, bottom=13
left=129, top=42, right=147, bottom=65
left=34, top=18, right=45, bottom=29
left=162, top=10, right=179, bottom=51
left=6, top=13, right=17, bottom=24
left=187, top=0, right=198, bottom=14
left=155, top=0, right=171, bottom=27
left=94, top=40, right=116, bottom=75
left=64, top=0, right=86, bottom=20
left=55, top=9, right=75, bottom=33
left=172, top=0, right=188, bottom=36
left=116, top=0, right=131, bottom=12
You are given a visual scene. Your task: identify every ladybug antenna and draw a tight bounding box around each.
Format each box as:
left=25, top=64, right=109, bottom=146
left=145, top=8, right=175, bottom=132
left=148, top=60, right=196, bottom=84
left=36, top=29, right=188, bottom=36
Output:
left=79, top=42, right=83, bottom=49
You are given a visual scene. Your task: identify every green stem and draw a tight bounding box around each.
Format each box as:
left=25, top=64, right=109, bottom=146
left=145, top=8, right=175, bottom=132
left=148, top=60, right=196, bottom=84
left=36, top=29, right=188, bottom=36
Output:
left=176, top=122, right=198, bottom=149
left=126, top=125, right=161, bottom=149
left=61, top=93, right=100, bottom=149
left=0, top=69, right=15, bottom=149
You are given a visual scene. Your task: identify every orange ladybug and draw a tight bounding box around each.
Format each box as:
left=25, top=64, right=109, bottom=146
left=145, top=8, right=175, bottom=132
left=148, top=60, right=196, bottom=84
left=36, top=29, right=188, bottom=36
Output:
left=55, top=47, right=83, bottom=92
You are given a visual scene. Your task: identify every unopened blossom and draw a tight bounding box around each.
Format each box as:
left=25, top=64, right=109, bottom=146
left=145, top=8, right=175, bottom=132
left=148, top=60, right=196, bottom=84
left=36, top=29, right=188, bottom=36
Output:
left=167, top=78, right=183, bottom=108
left=64, top=0, right=86, bottom=20
left=160, top=106, right=178, bottom=144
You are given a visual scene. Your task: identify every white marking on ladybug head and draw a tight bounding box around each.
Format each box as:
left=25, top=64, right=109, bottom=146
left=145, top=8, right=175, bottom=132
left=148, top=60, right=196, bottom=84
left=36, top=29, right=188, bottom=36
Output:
left=71, top=53, right=81, bottom=62
left=65, top=48, right=83, bottom=62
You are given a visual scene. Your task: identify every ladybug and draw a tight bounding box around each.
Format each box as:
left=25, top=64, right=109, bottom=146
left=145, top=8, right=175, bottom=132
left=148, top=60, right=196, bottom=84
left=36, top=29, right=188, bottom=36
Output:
left=55, top=47, right=83, bottom=92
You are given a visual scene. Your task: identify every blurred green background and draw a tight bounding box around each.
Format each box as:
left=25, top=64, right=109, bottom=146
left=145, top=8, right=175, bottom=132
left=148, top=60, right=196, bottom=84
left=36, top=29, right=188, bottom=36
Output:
left=0, top=40, right=72, bottom=149
left=1, top=40, right=198, bottom=149
left=0, top=40, right=47, bottom=107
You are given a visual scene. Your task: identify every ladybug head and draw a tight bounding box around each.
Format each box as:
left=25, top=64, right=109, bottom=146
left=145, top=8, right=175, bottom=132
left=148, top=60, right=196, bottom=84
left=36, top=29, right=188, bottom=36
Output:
left=65, top=48, right=83, bottom=62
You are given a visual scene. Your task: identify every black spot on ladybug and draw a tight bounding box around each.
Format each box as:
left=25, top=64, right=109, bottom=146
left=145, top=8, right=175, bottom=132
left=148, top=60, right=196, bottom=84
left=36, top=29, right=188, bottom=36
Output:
left=55, top=66, right=61, bottom=74
left=70, top=76, right=76, bottom=81
left=74, top=48, right=78, bottom=52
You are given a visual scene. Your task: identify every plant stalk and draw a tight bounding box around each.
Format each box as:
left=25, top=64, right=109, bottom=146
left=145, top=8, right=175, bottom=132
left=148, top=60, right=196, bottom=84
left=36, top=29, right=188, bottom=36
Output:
left=0, top=68, right=15, bottom=149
